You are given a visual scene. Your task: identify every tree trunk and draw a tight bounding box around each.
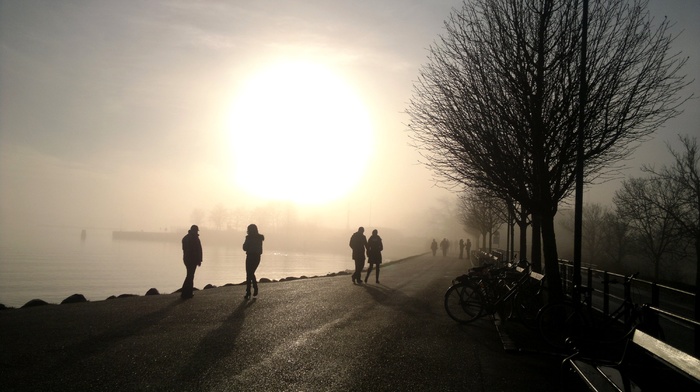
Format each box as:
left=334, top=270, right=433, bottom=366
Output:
left=519, top=210, right=528, bottom=266
left=654, top=257, right=660, bottom=282
left=540, top=211, right=564, bottom=302
left=532, top=215, right=542, bottom=273
left=510, top=219, right=516, bottom=261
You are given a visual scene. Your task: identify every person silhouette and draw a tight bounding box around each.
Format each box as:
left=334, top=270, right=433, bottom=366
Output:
left=440, top=238, right=449, bottom=257
left=364, top=229, right=383, bottom=283
left=466, top=239, right=472, bottom=261
left=349, top=227, right=367, bottom=284
left=242, top=223, right=264, bottom=299
left=459, top=239, right=464, bottom=259
left=181, top=225, right=202, bottom=299
left=431, top=239, right=438, bottom=256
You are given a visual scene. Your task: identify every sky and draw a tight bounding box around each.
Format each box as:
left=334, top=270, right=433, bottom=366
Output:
left=1, top=0, right=698, bottom=238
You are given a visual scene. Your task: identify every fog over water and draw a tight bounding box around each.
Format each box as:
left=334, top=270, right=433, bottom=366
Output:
left=0, top=1, right=698, bottom=306
left=0, top=225, right=433, bottom=308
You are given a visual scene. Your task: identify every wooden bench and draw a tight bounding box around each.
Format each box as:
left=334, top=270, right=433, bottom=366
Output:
left=563, top=329, right=700, bottom=391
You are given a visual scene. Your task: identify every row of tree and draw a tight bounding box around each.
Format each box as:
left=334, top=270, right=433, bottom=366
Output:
left=459, top=135, right=698, bottom=288
left=190, top=202, right=297, bottom=233
left=406, top=0, right=691, bottom=302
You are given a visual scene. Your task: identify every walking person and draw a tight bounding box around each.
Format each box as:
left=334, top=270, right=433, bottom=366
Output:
left=364, top=229, right=383, bottom=284
left=459, top=239, right=464, bottom=259
left=430, top=239, right=438, bottom=256
left=181, top=225, right=203, bottom=299
left=349, top=227, right=367, bottom=284
left=440, top=238, right=450, bottom=257
left=466, top=239, right=472, bottom=261
left=243, top=223, right=264, bottom=299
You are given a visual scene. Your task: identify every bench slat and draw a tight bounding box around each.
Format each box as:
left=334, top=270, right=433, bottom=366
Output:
left=632, top=329, right=700, bottom=382
left=570, top=360, right=622, bottom=392
left=565, top=329, right=700, bottom=391
left=598, top=366, right=642, bottom=392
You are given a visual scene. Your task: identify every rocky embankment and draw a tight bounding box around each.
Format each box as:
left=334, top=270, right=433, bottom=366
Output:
left=0, top=270, right=356, bottom=310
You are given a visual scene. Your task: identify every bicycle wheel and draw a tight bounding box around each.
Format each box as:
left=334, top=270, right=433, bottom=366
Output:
left=537, top=301, right=589, bottom=349
left=512, top=288, right=544, bottom=330
left=444, top=282, right=485, bottom=323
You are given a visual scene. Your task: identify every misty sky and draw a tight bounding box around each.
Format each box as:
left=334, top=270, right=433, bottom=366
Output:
left=1, top=0, right=698, bottom=236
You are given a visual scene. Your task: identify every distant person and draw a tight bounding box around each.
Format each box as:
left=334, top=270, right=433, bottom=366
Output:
left=459, top=239, right=464, bottom=259
left=364, top=229, right=383, bottom=284
left=181, top=225, right=203, bottom=299
left=242, top=223, right=265, bottom=299
left=430, top=239, right=438, bottom=256
left=349, top=227, right=368, bottom=284
left=466, top=239, right=472, bottom=261
left=440, top=238, right=449, bottom=257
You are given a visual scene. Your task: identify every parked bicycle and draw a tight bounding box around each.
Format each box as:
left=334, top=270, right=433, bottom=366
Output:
left=444, top=260, right=544, bottom=325
left=536, top=272, right=655, bottom=350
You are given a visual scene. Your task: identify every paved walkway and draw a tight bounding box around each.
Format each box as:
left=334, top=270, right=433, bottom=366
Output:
left=1, top=254, right=566, bottom=391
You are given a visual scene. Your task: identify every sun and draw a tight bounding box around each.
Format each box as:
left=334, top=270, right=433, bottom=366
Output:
left=228, top=61, right=373, bottom=204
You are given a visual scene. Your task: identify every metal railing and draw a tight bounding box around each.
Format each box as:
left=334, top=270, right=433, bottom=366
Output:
left=557, top=260, right=695, bottom=319
left=557, top=260, right=699, bottom=355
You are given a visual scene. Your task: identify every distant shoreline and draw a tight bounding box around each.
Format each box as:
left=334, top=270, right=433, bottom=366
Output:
left=112, top=230, right=180, bottom=242
left=0, top=253, right=427, bottom=310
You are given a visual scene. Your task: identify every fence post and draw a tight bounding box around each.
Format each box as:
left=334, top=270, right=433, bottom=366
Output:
left=587, top=267, right=593, bottom=288
left=624, top=275, right=632, bottom=325
left=651, top=282, right=660, bottom=307
left=560, top=263, right=568, bottom=295
left=603, top=272, right=610, bottom=317
left=586, top=267, right=593, bottom=310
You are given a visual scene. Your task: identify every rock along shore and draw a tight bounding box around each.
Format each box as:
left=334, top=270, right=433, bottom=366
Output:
left=0, top=255, right=424, bottom=310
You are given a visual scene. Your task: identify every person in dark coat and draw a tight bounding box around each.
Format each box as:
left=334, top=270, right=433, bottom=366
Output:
left=459, top=239, right=465, bottom=259
left=242, top=223, right=264, bottom=299
left=349, top=227, right=367, bottom=284
left=440, top=238, right=450, bottom=257
left=466, top=239, right=472, bottom=261
left=181, top=225, right=203, bottom=299
left=431, top=239, right=438, bottom=256
left=364, top=229, right=383, bottom=284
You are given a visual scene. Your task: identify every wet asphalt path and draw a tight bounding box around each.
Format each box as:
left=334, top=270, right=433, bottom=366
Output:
left=0, top=254, right=561, bottom=391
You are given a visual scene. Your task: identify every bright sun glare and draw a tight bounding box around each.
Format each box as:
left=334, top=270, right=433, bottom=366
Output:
left=228, top=61, right=373, bottom=204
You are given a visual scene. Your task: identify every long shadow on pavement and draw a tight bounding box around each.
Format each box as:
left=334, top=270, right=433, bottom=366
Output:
left=175, top=298, right=254, bottom=386
left=59, top=298, right=183, bottom=363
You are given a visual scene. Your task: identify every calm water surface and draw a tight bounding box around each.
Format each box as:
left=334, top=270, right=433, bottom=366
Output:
left=0, top=226, right=356, bottom=308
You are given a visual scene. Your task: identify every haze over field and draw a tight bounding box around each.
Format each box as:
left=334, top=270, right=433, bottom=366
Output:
left=1, top=0, right=698, bottom=242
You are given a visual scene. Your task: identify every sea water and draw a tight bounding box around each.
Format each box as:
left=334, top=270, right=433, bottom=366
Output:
left=0, top=226, right=357, bottom=308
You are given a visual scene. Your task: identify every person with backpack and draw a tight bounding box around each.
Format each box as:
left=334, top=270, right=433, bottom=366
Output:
left=181, top=225, right=203, bottom=299
left=364, top=229, right=383, bottom=284
left=242, top=223, right=264, bottom=299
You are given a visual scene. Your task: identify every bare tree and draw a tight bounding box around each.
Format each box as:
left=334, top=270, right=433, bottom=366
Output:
left=406, top=0, right=689, bottom=300
left=561, top=203, right=608, bottom=267
left=512, top=201, right=533, bottom=268
left=583, top=204, right=609, bottom=268
left=229, top=207, right=249, bottom=232
left=640, top=135, right=700, bottom=322
left=209, top=204, right=230, bottom=231
left=614, top=177, right=683, bottom=280
left=600, top=208, right=632, bottom=271
left=458, top=190, right=506, bottom=252
left=426, top=196, right=463, bottom=243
